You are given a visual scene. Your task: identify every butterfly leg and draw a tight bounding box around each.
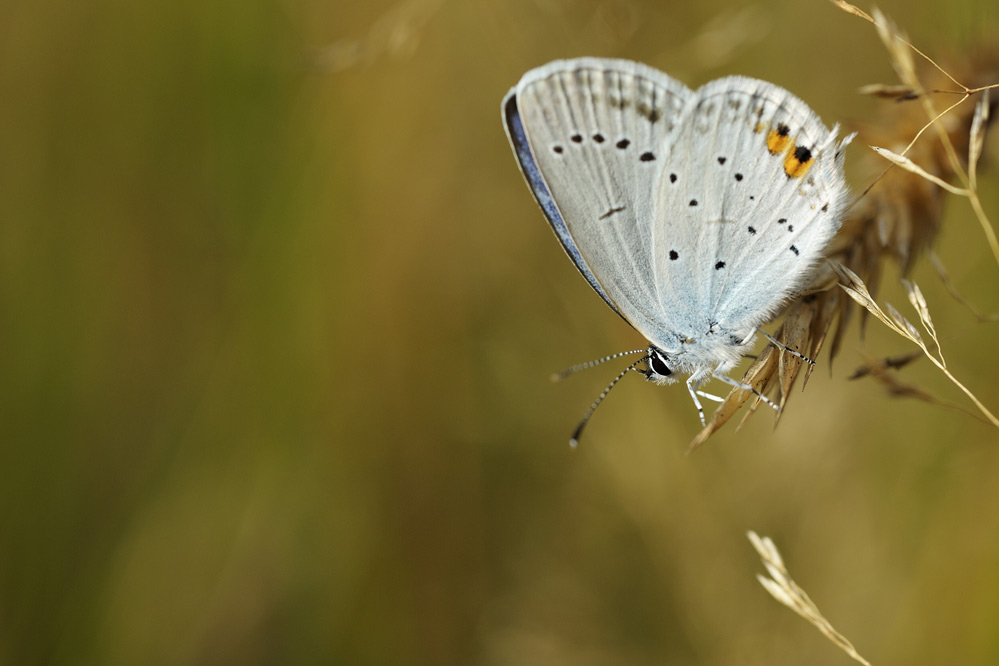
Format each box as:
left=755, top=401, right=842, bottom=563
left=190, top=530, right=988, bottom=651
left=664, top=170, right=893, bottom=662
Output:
left=756, top=328, right=815, bottom=365
left=695, top=390, right=725, bottom=403
left=685, top=376, right=707, bottom=427
left=711, top=372, right=779, bottom=413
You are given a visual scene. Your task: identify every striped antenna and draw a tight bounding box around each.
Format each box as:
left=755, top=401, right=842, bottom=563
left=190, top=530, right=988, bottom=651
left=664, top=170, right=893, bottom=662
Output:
left=569, top=355, right=649, bottom=448
left=551, top=349, right=648, bottom=382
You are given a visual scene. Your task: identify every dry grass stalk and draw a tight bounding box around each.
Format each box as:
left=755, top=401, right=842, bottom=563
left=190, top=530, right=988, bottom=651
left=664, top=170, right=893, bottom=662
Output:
left=847, top=352, right=992, bottom=422
left=689, top=4, right=999, bottom=449
left=847, top=350, right=922, bottom=380
left=748, top=531, right=873, bottom=665
left=833, top=263, right=999, bottom=426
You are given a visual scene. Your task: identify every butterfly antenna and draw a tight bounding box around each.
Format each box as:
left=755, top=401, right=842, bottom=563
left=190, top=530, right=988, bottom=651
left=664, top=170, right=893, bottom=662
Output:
left=551, top=349, right=648, bottom=382
left=569, top=355, right=649, bottom=448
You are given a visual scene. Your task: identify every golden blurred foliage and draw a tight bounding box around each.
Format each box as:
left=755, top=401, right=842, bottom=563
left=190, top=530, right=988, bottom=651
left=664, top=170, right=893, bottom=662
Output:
left=0, top=0, right=997, bottom=664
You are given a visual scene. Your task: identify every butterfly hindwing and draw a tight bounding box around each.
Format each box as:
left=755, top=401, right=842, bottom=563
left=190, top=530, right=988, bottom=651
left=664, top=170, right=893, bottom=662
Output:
left=651, top=77, right=850, bottom=339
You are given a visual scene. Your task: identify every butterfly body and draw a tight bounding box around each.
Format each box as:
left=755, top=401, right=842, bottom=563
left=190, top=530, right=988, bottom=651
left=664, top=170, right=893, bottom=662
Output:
left=503, top=58, right=852, bottom=418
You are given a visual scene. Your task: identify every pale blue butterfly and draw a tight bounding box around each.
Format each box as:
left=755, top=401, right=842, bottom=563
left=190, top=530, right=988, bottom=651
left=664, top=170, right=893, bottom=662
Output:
left=502, top=58, right=853, bottom=445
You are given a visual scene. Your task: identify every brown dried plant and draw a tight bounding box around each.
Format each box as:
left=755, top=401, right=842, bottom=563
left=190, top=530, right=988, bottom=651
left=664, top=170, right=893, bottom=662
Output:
left=689, top=2, right=999, bottom=449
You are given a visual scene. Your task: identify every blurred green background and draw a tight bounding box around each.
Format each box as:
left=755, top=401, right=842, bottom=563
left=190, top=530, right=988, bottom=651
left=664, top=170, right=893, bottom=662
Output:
left=2, top=0, right=998, bottom=664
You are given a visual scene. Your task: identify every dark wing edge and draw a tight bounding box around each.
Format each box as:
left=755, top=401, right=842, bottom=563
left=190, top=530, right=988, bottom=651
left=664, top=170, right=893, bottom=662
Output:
left=502, top=89, right=625, bottom=319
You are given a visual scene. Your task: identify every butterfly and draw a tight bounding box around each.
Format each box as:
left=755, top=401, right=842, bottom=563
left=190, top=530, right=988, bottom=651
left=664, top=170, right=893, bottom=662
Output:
left=502, top=58, right=853, bottom=444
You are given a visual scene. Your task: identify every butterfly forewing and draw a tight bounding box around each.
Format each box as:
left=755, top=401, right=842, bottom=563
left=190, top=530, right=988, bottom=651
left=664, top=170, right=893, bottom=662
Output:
left=505, top=58, right=692, bottom=341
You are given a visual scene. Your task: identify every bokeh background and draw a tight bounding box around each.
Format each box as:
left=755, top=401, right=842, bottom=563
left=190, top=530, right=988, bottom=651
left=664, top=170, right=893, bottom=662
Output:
left=2, top=0, right=999, bottom=664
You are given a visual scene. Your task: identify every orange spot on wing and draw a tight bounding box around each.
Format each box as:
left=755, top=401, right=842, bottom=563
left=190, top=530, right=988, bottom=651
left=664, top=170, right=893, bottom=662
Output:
left=766, top=124, right=791, bottom=154
left=783, top=145, right=814, bottom=179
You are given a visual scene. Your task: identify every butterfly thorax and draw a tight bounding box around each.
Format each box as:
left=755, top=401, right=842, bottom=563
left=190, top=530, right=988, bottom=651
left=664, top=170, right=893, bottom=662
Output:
left=644, top=324, right=756, bottom=386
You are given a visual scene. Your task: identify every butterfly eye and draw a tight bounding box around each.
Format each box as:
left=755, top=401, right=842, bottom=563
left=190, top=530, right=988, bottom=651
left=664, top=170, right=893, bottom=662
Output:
left=650, top=352, right=672, bottom=377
